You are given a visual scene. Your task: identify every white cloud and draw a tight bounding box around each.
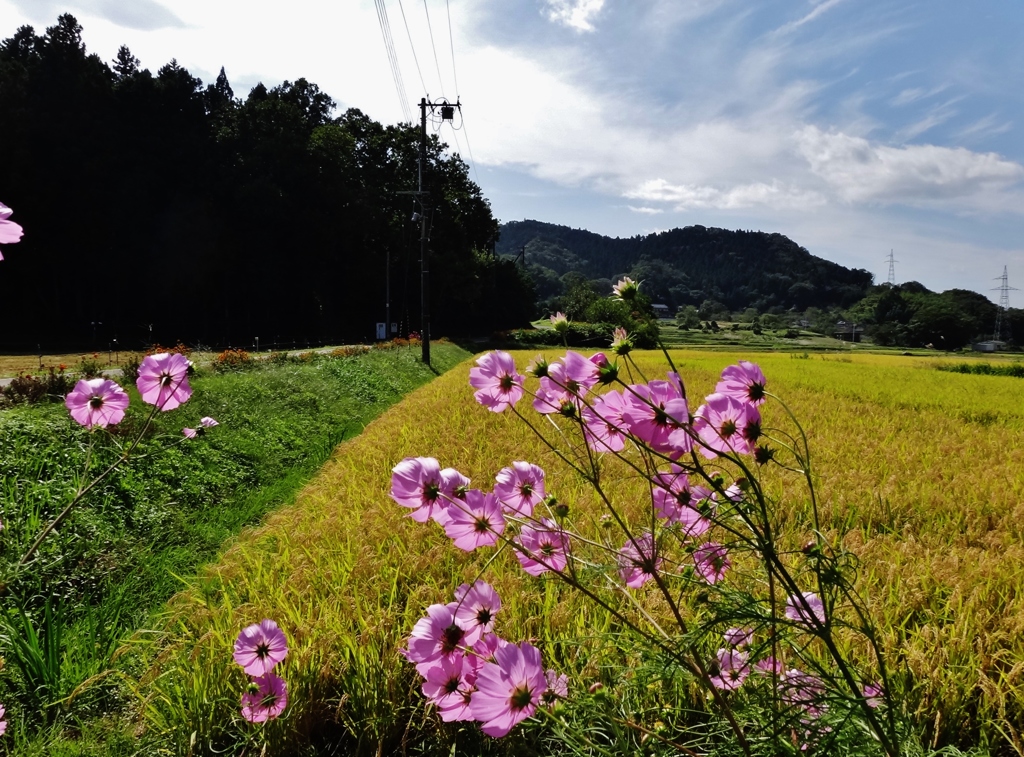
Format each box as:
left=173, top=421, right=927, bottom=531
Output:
left=795, top=126, right=1024, bottom=207
left=627, top=205, right=664, bottom=215
left=625, top=179, right=827, bottom=211
left=543, top=0, right=605, bottom=32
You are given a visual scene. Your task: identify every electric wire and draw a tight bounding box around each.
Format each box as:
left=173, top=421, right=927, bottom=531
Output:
left=374, top=0, right=413, bottom=122
left=376, top=0, right=411, bottom=122
left=397, top=0, right=428, bottom=96
left=445, top=0, right=460, bottom=96
left=422, top=0, right=447, bottom=96
left=383, top=2, right=414, bottom=122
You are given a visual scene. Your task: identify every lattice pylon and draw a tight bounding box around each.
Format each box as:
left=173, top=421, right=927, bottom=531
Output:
left=885, top=249, right=898, bottom=285
left=992, top=266, right=1018, bottom=342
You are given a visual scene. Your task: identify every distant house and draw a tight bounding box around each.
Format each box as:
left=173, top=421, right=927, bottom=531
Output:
left=972, top=340, right=1006, bottom=353
left=652, top=303, right=671, bottom=320
left=833, top=321, right=864, bottom=342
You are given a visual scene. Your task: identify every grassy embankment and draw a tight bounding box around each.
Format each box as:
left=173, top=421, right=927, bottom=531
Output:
left=0, top=342, right=471, bottom=753
left=110, top=349, right=1024, bottom=756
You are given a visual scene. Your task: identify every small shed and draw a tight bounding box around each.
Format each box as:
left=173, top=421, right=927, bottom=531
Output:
left=972, top=340, right=1006, bottom=353
left=652, top=303, right=671, bottom=320
left=833, top=321, right=864, bottom=343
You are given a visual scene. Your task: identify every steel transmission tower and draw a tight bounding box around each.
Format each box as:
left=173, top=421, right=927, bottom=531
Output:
left=885, top=249, right=898, bottom=285
left=992, top=266, right=1017, bottom=342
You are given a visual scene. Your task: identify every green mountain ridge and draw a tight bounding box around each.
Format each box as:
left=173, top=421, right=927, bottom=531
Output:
left=496, top=219, right=873, bottom=313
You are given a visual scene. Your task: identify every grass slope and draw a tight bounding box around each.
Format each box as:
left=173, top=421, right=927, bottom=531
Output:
left=0, top=342, right=470, bottom=753
left=132, top=350, right=1022, bottom=756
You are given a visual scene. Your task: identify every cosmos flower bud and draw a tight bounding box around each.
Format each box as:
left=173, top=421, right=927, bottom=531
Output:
left=527, top=354, right=550, bottom=378
left=611, top=277, right=640, bottom=301
left=550, top=312, right=569, bottom=334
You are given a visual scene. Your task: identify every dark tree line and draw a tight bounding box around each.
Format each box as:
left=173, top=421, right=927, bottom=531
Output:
left=846, top=282, right=1023, bottom=349
left=0, top=15, right=534, bottom=352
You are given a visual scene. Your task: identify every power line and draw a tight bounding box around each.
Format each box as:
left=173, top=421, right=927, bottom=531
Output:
left=422, top=0, right=447, bottom=97
left=396, top=0, right=428, bottom=95
left=445, top=0, right=460, bottom=97
left=373, top=0, right=413, bottom=122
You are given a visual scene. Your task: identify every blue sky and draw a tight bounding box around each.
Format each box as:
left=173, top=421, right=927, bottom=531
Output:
left=2, top=0, right=1022, bottom=305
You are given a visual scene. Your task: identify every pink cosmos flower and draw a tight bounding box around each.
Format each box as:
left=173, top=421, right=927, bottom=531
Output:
left=621, top=379, right=692, bottom=455
left=709, top=648, right=750, bottom=691
left=241, top=672, right=288, bottom=723
left=0, top=702, right=6, bottom=736
left=692, top=393, right=760, bottom=458
left=65, top=378, right=130, bottom=429
left=618, top=532, right=662, bottom=588
left=549, top=311, right=569, bottom=332
left=233, top=619, right=288, bottom=676
left=650, top=467, right=712, bottom=537
left=443, top=489, right=505, bottom=551
left=420, top=653, right=475, bottom=721
left=470, top=351, right=525, bottom=412
left=542, top=669, right=569, bottom=706
left=716, top=361, right=767, bottom=406
left=532, top=352, right=597, bottom=415
left=755, top=656, right=784, bottom=676
left=515, top=518, right=569, bottom=576
left=406, top=603, right=473, bottom=665
left=785, top=591, right=826, bottom=627
left=390, top=456, right=449, bottom=524
left=779, top=668, right=826, bottom=716
left=0, top=201, right=24, bottom=260
left=494, top=461, right=545, bottom=517
left=471, top=641, right=547, bottom=738
left=184, top=416, right=219, bottom=440
left=453, top=581, right=501, bottom=646
left=863, top=682, right=883, bottom=708
left=582, top=390, right=629, bottom=453
left=724, top=627, right=753, bottom=648
left=693, top=542, right=730, bottom=584
left=137, top=353, right=192, bottom=411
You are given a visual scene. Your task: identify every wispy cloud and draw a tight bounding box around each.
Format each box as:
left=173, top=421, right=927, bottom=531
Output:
left=9, top=0, right=188, bottom=30
left=795, top=125, right=1024, bottom=207
left=625, top=179, right=827, bottom=211
left=954, top=114, right=1013, bottom=142
left=627, top=205, right=664, bottom=215
left=773, top=0, right=847, bottom=35
left=543, top=0, right=605, bottom=32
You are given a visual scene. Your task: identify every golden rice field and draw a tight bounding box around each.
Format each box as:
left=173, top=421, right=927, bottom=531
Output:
left=142, top=349, right=1024, bottom=755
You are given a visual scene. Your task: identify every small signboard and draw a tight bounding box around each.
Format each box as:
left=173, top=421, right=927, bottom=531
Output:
left=376, top=322, right=386, bottom=340
left=391, top=322, right=398, bottom=334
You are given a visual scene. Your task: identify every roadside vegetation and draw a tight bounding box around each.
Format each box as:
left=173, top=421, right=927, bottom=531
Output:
left=0, top=341, right=470, bottom=753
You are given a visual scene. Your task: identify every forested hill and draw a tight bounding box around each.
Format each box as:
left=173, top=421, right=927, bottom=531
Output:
left=496, top=220, right=873, bottom=313
left=0, top=15, right=534, bottom=351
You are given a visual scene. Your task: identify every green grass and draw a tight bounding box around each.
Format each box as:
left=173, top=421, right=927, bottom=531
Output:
left=0, top=342, right=470, bottom=753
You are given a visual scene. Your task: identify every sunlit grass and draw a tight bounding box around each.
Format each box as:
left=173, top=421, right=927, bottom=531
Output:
left=139, top=349, right=1024, bottom=754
